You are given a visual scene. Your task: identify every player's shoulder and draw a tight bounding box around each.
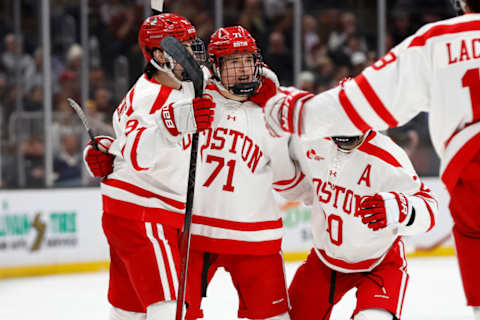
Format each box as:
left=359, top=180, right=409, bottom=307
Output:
left=358, top=131, right=413, bottom=170
left=409, top=15, right=480, bottom=47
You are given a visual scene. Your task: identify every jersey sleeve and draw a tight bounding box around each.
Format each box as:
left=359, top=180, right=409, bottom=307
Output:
left=271, top=136, right=314, bottom=205
left=109, top=94, right=186, bottom=171
left=380, top=142, right=438, bottom=236
left=300, top=32, right=432, bottom=139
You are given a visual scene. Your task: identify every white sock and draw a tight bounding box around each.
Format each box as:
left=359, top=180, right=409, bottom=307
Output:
left=473, top=306, right=480, bottom=320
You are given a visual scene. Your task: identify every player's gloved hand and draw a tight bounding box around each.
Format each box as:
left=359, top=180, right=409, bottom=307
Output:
left=83, top=136, right=115, bottom=178
left=249, top=65, right=280, bottom=108
left=160, top=95, right=215, bottom=136
left=263, top=86, right=314, bottom=137
left=356, top=192, right=413, bottom=231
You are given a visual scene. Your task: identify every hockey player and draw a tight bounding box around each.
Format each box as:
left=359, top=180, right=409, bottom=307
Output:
left=83, top=13, right=215, bottom=320
left=285, top=131, right=437, bottom=320
left=85, top=26, right=304, bottom=319
left=254, top=0, right=480, bottom=317
left=184, top=26, right=306, bottom=320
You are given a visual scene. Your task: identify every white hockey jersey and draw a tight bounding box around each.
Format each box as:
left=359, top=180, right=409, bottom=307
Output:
left=288, top=131, right=438, bottom=273
left=101, top=74, right=195, bottom=228
left=294, top=14, right=480, bottom=193
left=189, top=83, right=306, bottom=255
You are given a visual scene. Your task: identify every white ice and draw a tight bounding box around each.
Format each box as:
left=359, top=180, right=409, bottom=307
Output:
left=0, top=257, right=473, bottom=320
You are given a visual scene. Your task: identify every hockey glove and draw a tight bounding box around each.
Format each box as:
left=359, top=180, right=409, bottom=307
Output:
left=83, top=136, right=115, bottom=178
left=263, top=87, right=314, bottom=137
left=357, top=192, right=414, bottom=231
left=160, top=95, right=215, bottom=137
left=249, top=65, right=280, bottom=108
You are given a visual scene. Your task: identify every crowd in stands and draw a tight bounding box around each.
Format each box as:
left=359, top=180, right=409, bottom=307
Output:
left=0, top=0, right=454, bottom=188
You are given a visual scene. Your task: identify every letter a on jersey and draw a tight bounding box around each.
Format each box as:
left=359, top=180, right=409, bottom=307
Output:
left=357, top=164, right=372, bottom=187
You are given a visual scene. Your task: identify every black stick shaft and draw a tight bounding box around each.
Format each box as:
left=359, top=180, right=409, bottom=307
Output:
left=175, top=133, right=198, bottom=320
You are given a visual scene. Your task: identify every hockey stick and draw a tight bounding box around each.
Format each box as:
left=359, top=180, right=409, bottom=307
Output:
left=160, top=36, right=204, bottom=320
left=67, top=98, right=99, bottom=151
left=151, top=0, right=164, bottom=14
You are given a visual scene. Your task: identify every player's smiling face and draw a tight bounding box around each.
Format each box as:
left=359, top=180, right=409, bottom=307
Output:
left=220, top=53, right=255, bottom=89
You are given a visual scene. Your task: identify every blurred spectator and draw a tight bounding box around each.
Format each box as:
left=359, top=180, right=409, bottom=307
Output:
left=298, top=71, right=315, bottom=92
left=22, top=137, right=45, bottom=188
left=93, top=87, right=113, bottom=116
left=313, top=55, right=335, bottom=86
left=85, top=99, right=115, bottom=137
left=264, top=31, right=293, bottom=85
left=303, top=15, right=321, bottom=68
left=1, top=34, right=35, bottom=92
left=390, top=10, right=414, bottom=46
left=53, top=132, right=82, bottom=187
left=23, top=85, right=43, bottom=112
left=263, top=0, right=288, bottom=21
left=65, top=43, right=82, bottom=76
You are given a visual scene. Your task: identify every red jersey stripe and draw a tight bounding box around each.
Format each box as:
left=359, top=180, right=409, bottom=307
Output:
left=354, top=74, right=399, bottom=128
left=274, top=172, right=306, bottom=192
left=103, top=178, right=186, bottom=210
left=102, top=196, right=185, bottom=227
left=296, top=94, right=314, bottom=135
left=409, top=20, right=480, bottom=47
left=421, top=197, right=436, bottom=232
left=150, top=85, right=174, bottom=114
left=358, top=140, right=403, bottom=168
left=192, top=215, right=283, bottom=231
left=125, top=87, right=136, bottom=116
left=338, top=89, right=372, bottom=132
left=190, top=234, right=281, bottom=255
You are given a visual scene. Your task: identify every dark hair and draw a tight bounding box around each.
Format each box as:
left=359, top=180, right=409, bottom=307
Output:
left=465, top=0, right=480, bottom=12
left=144, top=61, right=157, bottom=79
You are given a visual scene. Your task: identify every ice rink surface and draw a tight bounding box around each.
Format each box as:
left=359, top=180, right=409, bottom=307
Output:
left=0, top=257, right=473, bottom=320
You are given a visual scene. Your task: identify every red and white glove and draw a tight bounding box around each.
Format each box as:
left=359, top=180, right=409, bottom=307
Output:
left=82, top=136, right=115, bottom=178
left=249, top=65, right=280, bottom=108
left=356, top=192, right=413, bottom=231
left=263, top=87, right=314, bottom=137
left=160, top=95, right=215, bottom=137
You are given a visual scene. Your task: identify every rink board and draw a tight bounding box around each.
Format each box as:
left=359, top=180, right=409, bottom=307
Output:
left=0, top=178, right=454, bottom=278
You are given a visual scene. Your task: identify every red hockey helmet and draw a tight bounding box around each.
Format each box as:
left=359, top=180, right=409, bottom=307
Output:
left=208, top=26, right=258, bottom=59
left=138, top=13, right=197, bottom=62
left=208, top=26, right=262, bottom=96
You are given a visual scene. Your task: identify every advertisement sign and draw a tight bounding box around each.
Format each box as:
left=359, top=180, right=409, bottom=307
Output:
left=0, top=188, right=108, bottom=271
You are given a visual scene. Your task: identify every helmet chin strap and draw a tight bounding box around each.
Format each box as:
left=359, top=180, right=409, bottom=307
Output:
left=150, top=51, right=183, bottom=81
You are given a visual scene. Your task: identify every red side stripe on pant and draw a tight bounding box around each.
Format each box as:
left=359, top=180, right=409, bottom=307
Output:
left=354, top=74, right=398, bottom=128
left=152, top=223, right=177, bottom=300
left=338, top=89, right=372, bottom=132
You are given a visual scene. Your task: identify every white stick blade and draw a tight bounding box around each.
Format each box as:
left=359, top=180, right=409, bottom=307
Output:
left=151, top=0, right=164, bottom=12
